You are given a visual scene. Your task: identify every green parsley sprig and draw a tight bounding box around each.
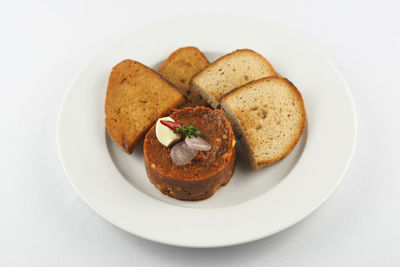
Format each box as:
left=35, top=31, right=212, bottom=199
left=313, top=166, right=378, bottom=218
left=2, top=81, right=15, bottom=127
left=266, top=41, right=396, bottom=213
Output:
left=160, top=120, right=205, bottom=138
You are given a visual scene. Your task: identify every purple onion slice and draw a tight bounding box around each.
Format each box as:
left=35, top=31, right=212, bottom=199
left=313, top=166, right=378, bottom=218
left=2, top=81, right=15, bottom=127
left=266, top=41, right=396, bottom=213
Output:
left=185, top=136, right=212, bottom=151
left=170, top=141, right=198, bottom=166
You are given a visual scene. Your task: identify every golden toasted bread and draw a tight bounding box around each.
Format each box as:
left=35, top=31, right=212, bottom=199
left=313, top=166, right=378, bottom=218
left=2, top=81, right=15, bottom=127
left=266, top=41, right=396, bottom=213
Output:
left=105, top=59, right=185, bottom=153
left=221, top=77, right=306, bottom=170
left=158, top=47, right=209, bottom=106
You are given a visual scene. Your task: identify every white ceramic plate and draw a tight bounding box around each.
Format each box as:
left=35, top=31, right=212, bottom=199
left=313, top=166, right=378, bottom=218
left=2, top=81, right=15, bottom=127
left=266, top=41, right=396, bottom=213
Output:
left=57, top=14, right=356, bottom=248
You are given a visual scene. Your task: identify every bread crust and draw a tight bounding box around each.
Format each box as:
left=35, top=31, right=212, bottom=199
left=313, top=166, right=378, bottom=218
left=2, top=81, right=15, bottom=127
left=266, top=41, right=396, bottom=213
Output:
left=105, top=59, right=185, bottom=154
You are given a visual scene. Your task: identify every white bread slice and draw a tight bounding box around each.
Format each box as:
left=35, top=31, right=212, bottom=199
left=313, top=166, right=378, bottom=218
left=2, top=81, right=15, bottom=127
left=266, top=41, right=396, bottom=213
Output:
left=191, top=49, right=276, bottom=108
left=220, top=77, right=306, bottom=170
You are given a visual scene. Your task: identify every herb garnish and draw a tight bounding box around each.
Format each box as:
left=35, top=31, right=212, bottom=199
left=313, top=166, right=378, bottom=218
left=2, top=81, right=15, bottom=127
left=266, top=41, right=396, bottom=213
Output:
left=160, top=120, right=205, bottom=138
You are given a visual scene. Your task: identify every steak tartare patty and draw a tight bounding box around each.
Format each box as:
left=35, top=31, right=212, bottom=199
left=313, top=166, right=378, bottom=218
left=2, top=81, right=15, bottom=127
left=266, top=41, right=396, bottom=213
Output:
left=144, top=106, right=236, bottom=201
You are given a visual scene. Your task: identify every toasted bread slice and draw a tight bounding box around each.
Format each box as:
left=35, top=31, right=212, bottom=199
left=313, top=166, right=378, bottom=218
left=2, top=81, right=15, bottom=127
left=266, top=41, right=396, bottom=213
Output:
left=158, top=47, right=209, bottom=106
left=191, top=49, right=276, bottom=108
left=105, top=59, right=185, bottom=153
left=221, top=77, right=306, bottom=170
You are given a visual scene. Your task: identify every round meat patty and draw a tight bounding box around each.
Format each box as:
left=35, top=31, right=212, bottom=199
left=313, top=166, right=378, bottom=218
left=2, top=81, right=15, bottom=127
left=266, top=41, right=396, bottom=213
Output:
left=144, top=106, right=236, bottom=201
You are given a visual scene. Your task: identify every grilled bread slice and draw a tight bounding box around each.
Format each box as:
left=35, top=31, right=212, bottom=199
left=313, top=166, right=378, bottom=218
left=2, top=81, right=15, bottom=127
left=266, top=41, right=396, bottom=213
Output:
left=191, top=49, right=276, bottom=108
left=105, top=59, right=185, bottom=153
left=158, top=47, right=209, bottom=106
left=221, top=77, right=306, bottom=170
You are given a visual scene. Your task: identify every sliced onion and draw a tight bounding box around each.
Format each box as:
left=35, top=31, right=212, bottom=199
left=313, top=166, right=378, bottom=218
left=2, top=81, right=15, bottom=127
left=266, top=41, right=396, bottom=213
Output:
left=185, top=136, right=212, bottom=151
left=171, top=141, right=198, bottom=166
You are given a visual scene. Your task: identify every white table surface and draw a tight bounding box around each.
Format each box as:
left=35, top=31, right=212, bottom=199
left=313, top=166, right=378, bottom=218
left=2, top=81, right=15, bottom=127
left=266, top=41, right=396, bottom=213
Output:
left=1, top=0, right=399, bottom=266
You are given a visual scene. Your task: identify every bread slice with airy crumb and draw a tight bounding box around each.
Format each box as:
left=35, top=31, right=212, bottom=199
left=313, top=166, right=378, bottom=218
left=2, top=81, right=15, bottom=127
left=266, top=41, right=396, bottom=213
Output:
left=191, top=49, right=276, bottom=108
left=105, top=59, right=185, bottom=153
left=158, top=47, right=209, bottom=106
left=220, top=77, right=306, bottom=170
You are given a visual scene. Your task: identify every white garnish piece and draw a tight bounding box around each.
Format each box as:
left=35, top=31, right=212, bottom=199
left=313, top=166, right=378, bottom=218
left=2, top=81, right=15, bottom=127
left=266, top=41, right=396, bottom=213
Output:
left=155, top=117, right=181, bottom=147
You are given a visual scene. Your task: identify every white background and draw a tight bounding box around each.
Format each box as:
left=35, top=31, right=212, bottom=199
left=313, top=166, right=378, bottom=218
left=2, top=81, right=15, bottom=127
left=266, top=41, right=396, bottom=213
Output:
left=1, top=0, right=399, bottom=266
